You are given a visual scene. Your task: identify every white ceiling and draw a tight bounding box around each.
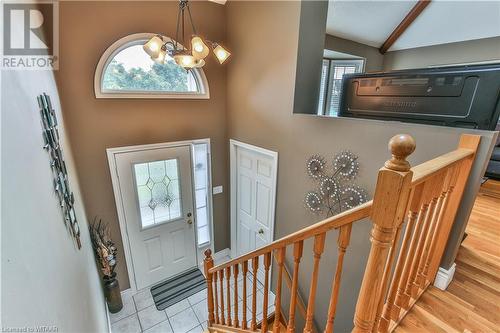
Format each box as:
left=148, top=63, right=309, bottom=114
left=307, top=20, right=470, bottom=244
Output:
left=326, top=0, right=500, bottom=52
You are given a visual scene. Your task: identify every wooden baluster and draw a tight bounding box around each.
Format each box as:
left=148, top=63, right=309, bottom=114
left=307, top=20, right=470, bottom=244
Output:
left=274, top=248, right=286, bottom=333
left=427, top=135, right=480, bottom=280
left=415, top=174, right=447, bottom=289
left=213, top=270, right=219, bottom=324
left=261, top=252, right=272, bottom=333
left=379, top=184, right=423, bottom=331
left=242, top=261, right=249, bottom=330
left=225, top=266, right=232, bottom=327
left=373, top=216, right=406, bottom=332
left=405, top=184, right=436, bottom=301
left=420, top=166, right=455, bottom=286
left=287, top=240, right=304, bottom=333
left=251, top=257, right=259, bottom=331
left=395, top=181, right=433, bottom=312
left=203, top=250, right=215, bottom=327
left=324, top=224, right=352, bottom=333
left=234, top=264, right=240, bottom=328
left=373, top=172, right=416, bottom=332
left=353, top=134, right=414, bottom=333
left=219, top=269, right=226, bottom=325
left=410, top=176, right=443, bottom=297
left=304, top=234, right=326, bottom=333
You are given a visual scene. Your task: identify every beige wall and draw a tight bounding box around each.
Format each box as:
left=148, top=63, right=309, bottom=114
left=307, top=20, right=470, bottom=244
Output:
left=325, top=34, right=384, bottom=72
left=55, top=1, right=229, bottom=290
left=383, top=36, right=500, bottom=70
left=227, top=1, right=497, bottom=330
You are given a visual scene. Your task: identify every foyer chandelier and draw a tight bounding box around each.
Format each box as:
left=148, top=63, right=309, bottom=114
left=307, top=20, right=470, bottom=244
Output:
left=143, top=0, right=231, bottom=70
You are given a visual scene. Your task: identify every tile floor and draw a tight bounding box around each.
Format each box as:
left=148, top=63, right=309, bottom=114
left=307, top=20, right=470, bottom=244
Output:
left=110, top=256, right=275, bottom=333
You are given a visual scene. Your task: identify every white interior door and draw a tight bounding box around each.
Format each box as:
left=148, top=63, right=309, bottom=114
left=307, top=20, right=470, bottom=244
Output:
left=114, top=145, right=197, bottom=290
left=234, top=144, right=277, bottom=258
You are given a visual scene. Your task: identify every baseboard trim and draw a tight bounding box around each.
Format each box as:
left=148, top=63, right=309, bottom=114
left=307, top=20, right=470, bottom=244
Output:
left=433, top=263, right=456, bottom=290
left=105, top=301, right=112, bottom=333
left=120, top=288, right=134, bottom=298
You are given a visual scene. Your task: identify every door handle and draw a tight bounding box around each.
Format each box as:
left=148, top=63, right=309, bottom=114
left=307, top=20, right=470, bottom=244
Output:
left=258, top=228, right=264, bottom=235
left=187, top=219, right=193, bottom=225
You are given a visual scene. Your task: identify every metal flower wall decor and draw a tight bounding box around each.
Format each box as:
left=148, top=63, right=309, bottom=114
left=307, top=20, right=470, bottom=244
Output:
left=38, top=93, right=82, bottom=249
left=305, top=151, right=368, bottom=217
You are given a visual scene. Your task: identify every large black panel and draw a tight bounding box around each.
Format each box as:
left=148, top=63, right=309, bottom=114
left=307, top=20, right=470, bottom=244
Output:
left=339, top=64, right=500, bottom=130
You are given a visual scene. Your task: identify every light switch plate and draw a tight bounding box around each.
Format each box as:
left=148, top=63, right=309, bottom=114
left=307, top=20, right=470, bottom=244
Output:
left=212, top=186, right=223, bottom=195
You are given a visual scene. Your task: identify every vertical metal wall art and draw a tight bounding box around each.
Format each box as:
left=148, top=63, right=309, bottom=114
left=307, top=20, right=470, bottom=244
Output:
left=38, top=93, right=81, bottom=249
left=305, top=151, right=368, bottom=217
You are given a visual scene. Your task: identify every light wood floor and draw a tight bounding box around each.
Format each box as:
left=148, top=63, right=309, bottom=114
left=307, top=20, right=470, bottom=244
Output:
left=396, top=180, right=500, bottom=333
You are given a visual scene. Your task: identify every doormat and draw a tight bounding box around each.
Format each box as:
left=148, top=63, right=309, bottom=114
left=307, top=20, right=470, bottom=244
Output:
left=151, top=267, right=206, bottom=311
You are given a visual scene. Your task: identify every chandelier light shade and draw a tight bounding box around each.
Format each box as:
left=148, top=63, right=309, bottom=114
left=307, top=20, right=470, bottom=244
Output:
left=143, top=35, right=164, bottom=58
left=152, top=48, right=168, bottom=64
left=144, top=0, right=231, bottom=70
left=174, top=53, right=197, bottom=68
left=213, top=43, right=231, bottom=64
left=191, top=36, right=210, bottom=60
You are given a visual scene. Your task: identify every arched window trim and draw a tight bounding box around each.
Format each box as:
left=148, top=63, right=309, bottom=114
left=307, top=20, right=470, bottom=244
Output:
left=94, top=33, right=210, bottom=99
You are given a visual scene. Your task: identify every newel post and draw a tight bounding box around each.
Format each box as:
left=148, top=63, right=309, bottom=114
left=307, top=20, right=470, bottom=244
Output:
left=352, top=134, right=415, bottom=333
left=204, top=249, right=215, bottom=327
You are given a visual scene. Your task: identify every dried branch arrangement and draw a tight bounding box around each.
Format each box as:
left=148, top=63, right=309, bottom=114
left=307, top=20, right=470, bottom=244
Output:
left=89, top=218, right=117, bottom=278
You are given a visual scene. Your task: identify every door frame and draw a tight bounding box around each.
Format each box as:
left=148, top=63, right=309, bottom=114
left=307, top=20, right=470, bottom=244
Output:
left=229, top=139, right=278, bottom=259
left=107, top=139, right=214, bottom=293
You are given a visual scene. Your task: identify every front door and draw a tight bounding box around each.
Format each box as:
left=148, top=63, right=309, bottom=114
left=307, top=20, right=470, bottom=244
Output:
left=235, top=145, right=276, bottom=257
left=114, top=145, right=196, bottom=290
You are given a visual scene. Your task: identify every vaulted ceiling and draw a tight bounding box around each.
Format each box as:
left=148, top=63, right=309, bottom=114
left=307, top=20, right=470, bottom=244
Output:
left=326, top=0, right=500, bottom=52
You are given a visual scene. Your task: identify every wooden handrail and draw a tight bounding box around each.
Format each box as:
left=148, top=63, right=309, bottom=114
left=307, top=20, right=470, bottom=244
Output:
left=209, top=201, right=372, bottom=274
left=411, top=147, right=474, bottom=185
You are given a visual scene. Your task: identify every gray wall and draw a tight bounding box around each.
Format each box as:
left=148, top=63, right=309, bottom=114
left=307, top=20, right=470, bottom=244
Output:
left=325, top=34, right=384, bottom=72
left=293, top=1, right=329, bottom=115
left=1, top=70, right=109, bottom=331
left=383, top=36, right=500, bottom=70
left=226, top=1, right=497, bottom=331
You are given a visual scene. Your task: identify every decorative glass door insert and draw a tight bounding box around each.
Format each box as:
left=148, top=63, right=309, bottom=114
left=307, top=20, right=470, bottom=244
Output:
left=134, top=159, right=182, bottom=229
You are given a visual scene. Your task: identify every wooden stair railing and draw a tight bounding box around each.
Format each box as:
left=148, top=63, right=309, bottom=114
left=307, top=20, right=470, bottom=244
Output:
left=353, top=134, right=479, bottom=333
left=204, top=134, right=480, bottom=333
left=203, top=200, right=372, bottom=333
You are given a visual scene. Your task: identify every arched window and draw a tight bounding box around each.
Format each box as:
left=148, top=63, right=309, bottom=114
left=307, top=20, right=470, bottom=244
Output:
left=94, top=33, right=209, bottom=99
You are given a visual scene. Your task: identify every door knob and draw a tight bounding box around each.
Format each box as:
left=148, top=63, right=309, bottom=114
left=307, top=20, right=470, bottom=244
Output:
left=258, top=228, right=264, bottom=235
left=187, top=219, right=193, bottom=225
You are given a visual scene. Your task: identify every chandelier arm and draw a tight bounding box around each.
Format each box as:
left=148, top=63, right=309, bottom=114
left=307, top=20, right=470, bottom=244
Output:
left=186, top=4, right=198, bottom=36
left=205, top=39, right=216, bottom=49
left=174, top=6, right=182, bottom=51
left=181, top=6, right=185, bottom=49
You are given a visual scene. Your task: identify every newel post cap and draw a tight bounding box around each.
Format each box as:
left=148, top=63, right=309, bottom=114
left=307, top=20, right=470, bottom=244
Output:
left=384, top=134, right=416, bottom=172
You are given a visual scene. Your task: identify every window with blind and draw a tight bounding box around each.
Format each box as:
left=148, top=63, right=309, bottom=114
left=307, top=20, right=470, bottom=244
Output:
left=318, top=59, right=365, bottom=116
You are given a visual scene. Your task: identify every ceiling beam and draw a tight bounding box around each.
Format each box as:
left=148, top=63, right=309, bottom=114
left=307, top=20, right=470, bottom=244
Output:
left=379, top=0, right=432, bottom=54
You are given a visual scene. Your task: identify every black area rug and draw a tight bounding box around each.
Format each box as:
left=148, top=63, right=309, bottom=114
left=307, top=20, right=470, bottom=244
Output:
left=151, top=267, right=206, bottom=311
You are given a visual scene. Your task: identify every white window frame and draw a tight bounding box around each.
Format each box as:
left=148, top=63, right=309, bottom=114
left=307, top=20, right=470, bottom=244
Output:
left=94, top=33, right=210, bottom=99
left=192, top=142, right=213, bottom=248
left=318, top=58, right=365, bottom=116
